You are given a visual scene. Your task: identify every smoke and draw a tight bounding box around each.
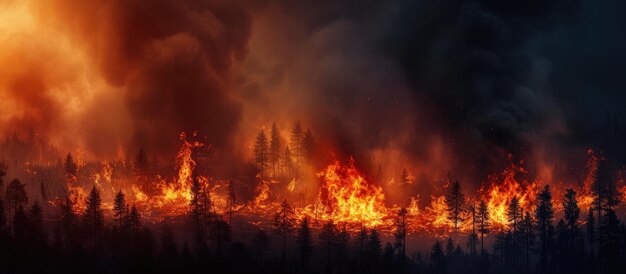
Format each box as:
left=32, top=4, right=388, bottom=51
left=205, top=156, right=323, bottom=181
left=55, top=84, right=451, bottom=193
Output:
left=235, top=0, right=619, bottom=184
left=1, top=0, right=625, bottom=180
left=0, top=0, right=260, bottom=160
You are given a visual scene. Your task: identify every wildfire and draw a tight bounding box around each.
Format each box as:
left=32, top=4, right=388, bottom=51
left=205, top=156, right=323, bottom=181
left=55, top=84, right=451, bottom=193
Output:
left=480, top=157, right=538, bottom=229
left=298, top=159, right=388, bottom=227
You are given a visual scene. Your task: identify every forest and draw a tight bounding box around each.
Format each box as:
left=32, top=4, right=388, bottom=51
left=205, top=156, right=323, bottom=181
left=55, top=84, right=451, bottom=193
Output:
left=0, top=121, right=625, bottom=274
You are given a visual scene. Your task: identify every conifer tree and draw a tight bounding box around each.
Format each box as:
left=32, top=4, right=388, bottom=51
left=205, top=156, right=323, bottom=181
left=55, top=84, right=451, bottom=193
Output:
left=269, top=122, right=281, bottom=176
left=296, top=217, right=313, bottom=269
left=477, top=200, right=490, bottom=254
left=273, top=200, right=296, bottom=260
left=254, top=130, right=269, bottom=176
left=445, top=180, right=465, bottom=231
left=113, top=190, right=128, bottom=228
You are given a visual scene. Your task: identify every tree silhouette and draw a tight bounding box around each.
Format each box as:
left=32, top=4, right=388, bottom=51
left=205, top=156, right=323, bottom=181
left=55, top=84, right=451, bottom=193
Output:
left=431, top=241, right=444, bottom=274
left=467, top=202, right=478, bottom=255
left=508, top=196, right=522, bottom=235
left=394, top=207, right=408, bottom=263
left=356, top=226, right=369, bottom=269
left=83, top=185, right=104, bottom=250
left=519, top=211, right=535, bottom=274
left=208, top=217, right=231, bottom=257
left=6, top=179, right=27, bottom=218
left=290, top=122, right=304, bottom=176
left=535, top=185, right=554, bottom=274
left=365, top=229, right=382, bottom=273
left=445, top=237, right=454, bottom=257
left=282, top=146, right=294, bottom=178
left=445, top=180, right=465, bottom=231
left=64, top=153, right=78, bottom=178
left=269, top=122, right=281, bottom=177
left=477, top=200, right=490, bottom=254
left=134, top=147, right=149, bottom=176
left=113, top=190, right=128, bottom=228
left=59, top=195, right=76, bottom=252
left=189, top=176, right=206, bottom=250
left=40, top=182, right=48, bottom=202
left=336, top=225, right=350, bottom=271
left=273, top=200, right=296, bottom=260
left=586, top=209, right=595, bottom=257
left=127, top=205, right=141, bottom=232
left=296, top=217, right=313, bottom=269
left=319, top=220, right=337, bottom=272
left=0, top=162, right=6, bottom=198
left=252, top=228, right=269, bottom=262
left=563, top=188, right=580, bottom=252
left=254, top=130, right=269, bottom=176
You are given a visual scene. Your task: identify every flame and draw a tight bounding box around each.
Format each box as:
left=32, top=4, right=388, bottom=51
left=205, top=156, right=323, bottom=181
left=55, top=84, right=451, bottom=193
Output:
left=298, top=159, right=388, bottom=227
left=132, top=185, right=148, bottom=202
left=579, top=149, right=600, bottom=211
left=480, top=158, right=538, bottom=230
left=287, top=178, right=297, bottom=192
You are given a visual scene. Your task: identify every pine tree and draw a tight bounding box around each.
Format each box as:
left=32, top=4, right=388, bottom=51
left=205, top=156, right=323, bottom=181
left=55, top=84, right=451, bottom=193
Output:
left=290, top=122, right=304, bottom=176
left=356, top=226, right=369, bottom=266
left=467, top=202, right=478, bottom=255
left=29, top=201, right=46, bottom=250
left=519, top=211, right=535, bottom=274
left=269, top=122, right=281, bottom=177
left=508, top=196, right=522, bottom=234
left=0, top=162, right=6, bottom=198
left=208, top=217, right=231, bottom=257
left=113, top=190, right=127, bottom=228
left=337, top=225, right=350, bottom=270
left=64, top=153, right=78, bottom=177
left=296, top=217, right=313, bottom=269
left=282, top=146, right=293, bottom=177
left=189, top=176, right=206, bottom=250
left=59, top=196, right=76, bottom=252
left=431, top=241, right=445, bottom=274
left=127, top=205, right=141, bottom=232
left=319, top=221, right=338, bottom=271
left=135, top=147, right=149, bottom=176
left=446, top=237, right=454, bottom=257
left=273, top=200, right=295, bottom=260
left=477, top=200, right=490, bottom=254
left=83, top=186, right=104, bottom=235
left=254, top=130, right=269, bottom=176
left=586, top=209, right=595, bottom=257
left=395, top=207, right=408, bottom=262
left=6, top=179, right=28, bottom=219
left=445, top=180, right=465, bottom=231
left=563, top=188, right=580, bottom=251
left=535, top=185, right=554, bottom=274
left=367, top=229, right=382, bottom=266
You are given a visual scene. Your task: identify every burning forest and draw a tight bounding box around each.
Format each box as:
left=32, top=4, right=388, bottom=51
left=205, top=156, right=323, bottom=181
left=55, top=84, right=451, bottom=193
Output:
left=1, top=0, right=626, bottom=274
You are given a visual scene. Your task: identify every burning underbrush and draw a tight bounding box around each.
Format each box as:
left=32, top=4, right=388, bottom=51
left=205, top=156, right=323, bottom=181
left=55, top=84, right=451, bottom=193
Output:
left=40, top=133, right=626, bottom=239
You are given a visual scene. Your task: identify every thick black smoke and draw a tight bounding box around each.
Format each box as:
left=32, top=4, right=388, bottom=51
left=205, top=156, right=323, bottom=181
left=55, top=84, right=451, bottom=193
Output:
left=242, top=0, right=626, bottom=182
